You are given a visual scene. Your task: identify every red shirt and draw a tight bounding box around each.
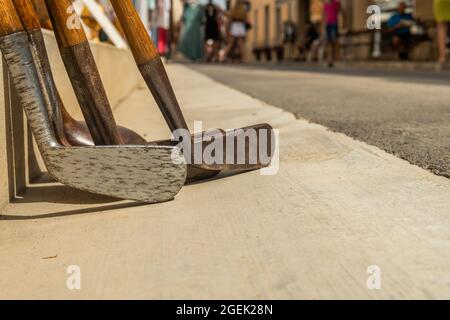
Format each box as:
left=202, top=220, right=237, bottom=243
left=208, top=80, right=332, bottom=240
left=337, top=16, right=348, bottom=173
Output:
left=324, top=0, right=340, bottom=25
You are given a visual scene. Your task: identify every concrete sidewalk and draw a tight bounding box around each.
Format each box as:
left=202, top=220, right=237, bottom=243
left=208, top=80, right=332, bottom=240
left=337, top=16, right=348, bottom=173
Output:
left=1, top=64, right=450, bottom=299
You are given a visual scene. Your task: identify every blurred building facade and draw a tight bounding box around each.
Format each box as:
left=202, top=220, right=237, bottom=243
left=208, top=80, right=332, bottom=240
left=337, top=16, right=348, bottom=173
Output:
left=233, top=0, right=438, bottom=62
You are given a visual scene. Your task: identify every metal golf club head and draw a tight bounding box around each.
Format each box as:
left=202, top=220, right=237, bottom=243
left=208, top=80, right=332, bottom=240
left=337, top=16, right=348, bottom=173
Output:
left=0, top=1, right=186, bottom=203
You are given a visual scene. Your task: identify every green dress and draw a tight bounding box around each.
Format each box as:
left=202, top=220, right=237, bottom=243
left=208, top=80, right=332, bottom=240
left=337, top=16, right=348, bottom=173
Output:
left=178, top=4, right=204, bottom=61
left=434, top=0, right=450, bottom=22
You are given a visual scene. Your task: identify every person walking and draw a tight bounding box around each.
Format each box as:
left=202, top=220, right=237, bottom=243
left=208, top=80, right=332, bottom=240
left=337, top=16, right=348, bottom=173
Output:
left=387, top=2, right=415, bottom=61
left=301, top=21, right=320, bottom=62
left=204, top=0, right=221, bottom=62
left=178, top=0, right=204, bottom=61
left=322, top=0, right=341, bottom=67
left=220, top=0, right=248, bottom=63
left=434, top=0, right=450, bottom=68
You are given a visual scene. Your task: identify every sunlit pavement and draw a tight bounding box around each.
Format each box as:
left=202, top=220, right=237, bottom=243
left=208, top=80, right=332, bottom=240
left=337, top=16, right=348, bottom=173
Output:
left=1, top=64, right=450, bottom=299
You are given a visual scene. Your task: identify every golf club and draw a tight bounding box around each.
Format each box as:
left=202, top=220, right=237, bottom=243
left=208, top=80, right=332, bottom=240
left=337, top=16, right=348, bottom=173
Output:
left=109, top=0, right=275, bottom=169
left=43, top=0, right=274, bottom=182
left=15, top=0, right=214, bottom=182
left=0, top=0, right=186, bottom=203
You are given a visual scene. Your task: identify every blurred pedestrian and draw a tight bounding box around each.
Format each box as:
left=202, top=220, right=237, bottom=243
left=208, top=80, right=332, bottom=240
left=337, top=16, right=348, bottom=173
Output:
left=323, top=0, right=341, bottom=67
left=301, top=21, right=320, bottom=62
left=220, top=0, right=248, bottom=63
left=178, top=0, right=204, bottom=61
left=434, top=0, right=450, bottom=68
left=204, top=0, right=221, bottom=62
left=387, top=1, right=414, bottom=61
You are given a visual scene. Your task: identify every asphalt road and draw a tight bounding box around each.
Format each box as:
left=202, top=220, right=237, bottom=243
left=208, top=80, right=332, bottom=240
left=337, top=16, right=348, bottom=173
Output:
left=189, top=63, right=450, bottom=178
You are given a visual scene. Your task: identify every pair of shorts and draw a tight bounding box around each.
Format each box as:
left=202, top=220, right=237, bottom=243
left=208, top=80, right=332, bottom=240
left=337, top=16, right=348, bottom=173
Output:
left=205, top=24, right=220, bottom=41
left=230, top=22, right=247, bottom=38
left=326, top=24, right=339, bottom=43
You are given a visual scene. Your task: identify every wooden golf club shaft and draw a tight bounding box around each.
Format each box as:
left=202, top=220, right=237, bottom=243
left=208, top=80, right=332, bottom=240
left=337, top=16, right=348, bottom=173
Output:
left=44, top=0, right=123, bottom=145
left=11, top=0, right=39, bottom=30
left=109, top=0, right=189, bottom=132
left=0, top=0, right=23, bottom=36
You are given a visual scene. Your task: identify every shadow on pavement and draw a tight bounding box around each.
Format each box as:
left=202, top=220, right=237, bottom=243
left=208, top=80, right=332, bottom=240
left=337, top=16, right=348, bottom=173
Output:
left=0, top=202, right=146, bottom=220
left=0, top=173, right=149, bottom=220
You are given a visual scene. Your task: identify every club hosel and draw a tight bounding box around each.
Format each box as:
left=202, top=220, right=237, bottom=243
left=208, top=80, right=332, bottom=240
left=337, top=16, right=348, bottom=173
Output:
left=11, top=0, right=53, bottom=109
left=0, top=31, right=59, bottom=151
left=28, top=29, right=70, bottom=146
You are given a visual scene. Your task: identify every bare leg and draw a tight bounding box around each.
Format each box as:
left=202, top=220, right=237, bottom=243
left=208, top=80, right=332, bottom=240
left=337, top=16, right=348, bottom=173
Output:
left=392, top=36, right=401, bottom=59
left=310, top=40, right=320, bottom=62
left=437, top=22, right=448, bottom=64
left=327, top=42, right=334, bottom=66
left=333, top=41, right=339, bottom=63
left=204, top=42, right=210, bottom=62
left=237, top=37, right=245, bottom=62
left=220, top=36, right=232, bottom=62
left=213, top=41, right=220, bottom=62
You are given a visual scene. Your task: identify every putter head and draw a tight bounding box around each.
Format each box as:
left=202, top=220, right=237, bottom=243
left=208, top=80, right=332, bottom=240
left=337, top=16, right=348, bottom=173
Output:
left=0, top=31, right=187, bottom=203
left=152, top=123, right=276, bottom=172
